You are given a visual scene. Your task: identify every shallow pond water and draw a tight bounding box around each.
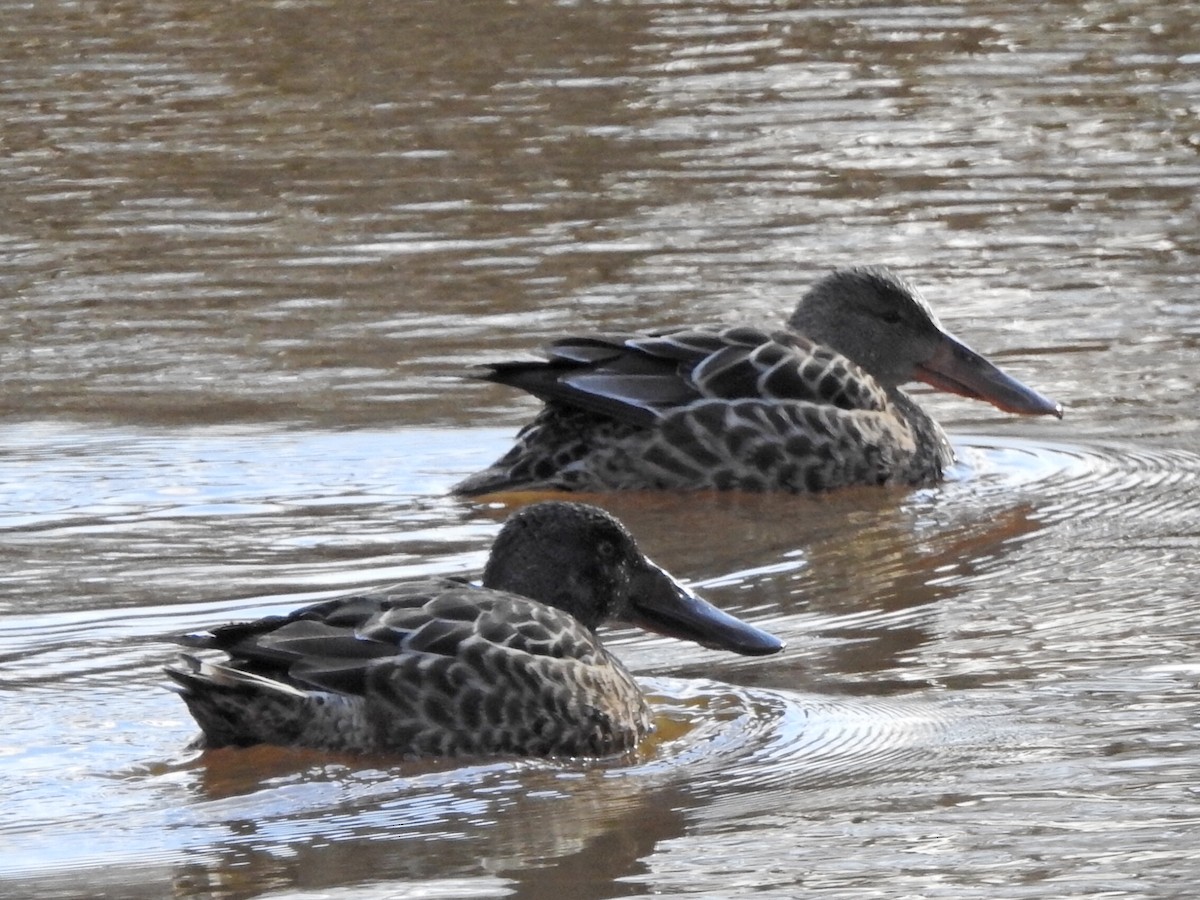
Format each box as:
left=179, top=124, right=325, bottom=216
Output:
left=3, top=1, right=1199, bottom=898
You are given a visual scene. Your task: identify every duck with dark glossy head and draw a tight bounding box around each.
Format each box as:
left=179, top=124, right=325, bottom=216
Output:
left=166, top=501, right=783, bottom=758
left=454, top=266, right=1063, bottom=495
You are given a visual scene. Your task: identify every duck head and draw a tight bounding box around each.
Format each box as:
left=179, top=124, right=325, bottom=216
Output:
left=788, top=266, right=1063, bottom=418
left=482, top=502, right=784, bottom=656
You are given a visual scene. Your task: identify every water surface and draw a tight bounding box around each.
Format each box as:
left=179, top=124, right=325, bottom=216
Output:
left=3, top=1, right=1199, bottom=898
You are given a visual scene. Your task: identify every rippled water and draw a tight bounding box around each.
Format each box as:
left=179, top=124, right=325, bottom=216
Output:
left=3, top=0, right=1200, bottom=898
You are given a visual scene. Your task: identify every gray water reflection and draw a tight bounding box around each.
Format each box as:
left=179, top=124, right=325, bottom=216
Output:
left=3, top=0, right=1200, bottom=898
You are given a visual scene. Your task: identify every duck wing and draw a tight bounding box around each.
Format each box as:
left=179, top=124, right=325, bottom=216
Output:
left=479, top=326, right=890, bottom=427
left=177, top=579, right=606, bottom=697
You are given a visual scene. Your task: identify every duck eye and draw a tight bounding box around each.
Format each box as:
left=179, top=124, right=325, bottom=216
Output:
left=595, top=540, right=619, bottom=561
left=880, top=310, right=902, bottom=325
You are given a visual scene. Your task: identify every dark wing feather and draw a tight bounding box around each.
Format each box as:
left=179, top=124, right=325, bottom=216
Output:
left=181, top=579, right=609, bottom=697
left=476, top=327, right=889, bottom=427
left=686, top=331, right=889, bottom=412
left=479, top=334, right=679, bottom=427
left=181, top=580, right=466, bottom=693
left=473, top=595, right=608, bottom=665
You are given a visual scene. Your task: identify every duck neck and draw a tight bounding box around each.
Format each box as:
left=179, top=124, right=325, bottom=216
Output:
left=889, top=387, right=955, bottom=479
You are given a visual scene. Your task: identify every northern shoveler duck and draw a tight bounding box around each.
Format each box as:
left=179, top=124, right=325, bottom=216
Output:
left=454, top=266, right=1063, bottom=495
left=166, top=501, right=782, bottom=758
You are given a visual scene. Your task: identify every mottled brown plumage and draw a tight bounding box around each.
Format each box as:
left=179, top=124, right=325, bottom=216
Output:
left=166, top=502, right=782, bottom=757
left=454, top=266, right=1062, bottom=495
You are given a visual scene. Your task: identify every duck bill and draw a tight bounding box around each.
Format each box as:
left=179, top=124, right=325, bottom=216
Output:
left=915, top=333, right=1063, bottom=418
left=624, top=560, right=784, bottom=657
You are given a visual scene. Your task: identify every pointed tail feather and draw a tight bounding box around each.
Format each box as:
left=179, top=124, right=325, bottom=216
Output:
left=164, top=654, right=354, bottom=749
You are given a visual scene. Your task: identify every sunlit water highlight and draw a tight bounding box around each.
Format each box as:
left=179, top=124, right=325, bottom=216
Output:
left=3, top=425, right=1199, bottom=897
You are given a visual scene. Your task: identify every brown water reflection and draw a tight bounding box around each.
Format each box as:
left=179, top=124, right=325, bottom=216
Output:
left=168, top=745, right=695, bottom=900
left=4, top=0, right=1200, bottom=898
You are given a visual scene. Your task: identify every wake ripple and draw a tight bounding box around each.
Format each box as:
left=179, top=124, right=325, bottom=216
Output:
left=635, top=677, right=977, bottom=794
left=950, top=435, right=1200, bottom=526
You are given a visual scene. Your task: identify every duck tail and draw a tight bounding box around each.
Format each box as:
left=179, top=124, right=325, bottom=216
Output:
left=165, top=655, right=318, bottom=749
